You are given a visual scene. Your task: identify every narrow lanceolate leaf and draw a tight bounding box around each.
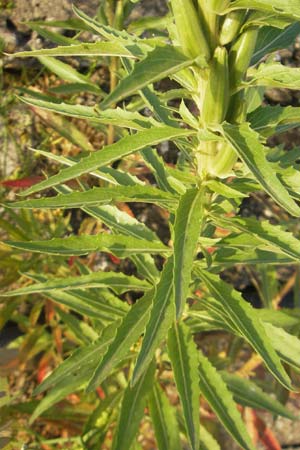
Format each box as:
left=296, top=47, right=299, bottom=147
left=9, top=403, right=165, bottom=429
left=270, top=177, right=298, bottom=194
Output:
left=34, top=325, right=117, bottom=395
left=6, top=234, right=170, bottom=257
left=112, top=362, right=155, bottom=450
left=25, top=272, right=128, bottom=322
left=101, top=45, right=193, bottom=108
left=55, top=307, right=97, bottom=344
left=247, top=63, right=300, bottom=89
left=31, top=325, right=117, bottom=421
left=51, top=184, right=160, bottom=283
left=197, top=269, right=293, bottom=390
left=221, top=372, right=296, bottom=419
left=173, top=187, right=204, bottom=317
left=87, top=290, right=154, bottom=392
left=229, top=0, right=300, bottom=19
left=41, top=288, right=127, bottom=322
left=83, top=205, right=160, bottom=282
left=19, top=126, right=195, bottom=196
left=212, top=246, right=292, bottom=267
left=33, top=108, right=94, bottom=152
left=27, top=24, right=81, bottom=46
left=24, top=18, right=92, bottom=31
left=198, top=351, right=255, bottom=450
left=210, top=215, right=300, bottom=262
left=72, top=5, right=146, bottom=53
left=12, top=41, right=137, bottom=58
left=252, top=23, right=300, bottom=65
left=149, top=383, right=181, bottom=450
left=141, top=147, right=178, bottom=194
left=248, top=105, right=300, bottom=136
left=221, top=122, right=300, bottom=216
left=84, top=204, right=159, bottom=243
left=132, top=258, right=175, bottom=385
left=199, top=427, right=221, bottom=450
left=37, top=56, right=94, bottom=86
left=263, top=322, right=300, bottom=370
left=167, top=321, right=200, bottom=450
left=20, top=97, right=158, bottom=131
left=27, top=148, right=116, bottom=184
left=8, top=185, right=178, bottom=211
left=1, top=272, right=150, bottom=297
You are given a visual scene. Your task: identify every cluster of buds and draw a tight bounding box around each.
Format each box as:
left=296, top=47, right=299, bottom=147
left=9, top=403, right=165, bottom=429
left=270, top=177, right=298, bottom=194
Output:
left=169, top=0, right=259, bottom=177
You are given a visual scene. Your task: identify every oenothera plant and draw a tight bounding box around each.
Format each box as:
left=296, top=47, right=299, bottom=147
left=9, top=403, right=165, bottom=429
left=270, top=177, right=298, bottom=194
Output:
left=3, top=0, right=300, bottom=448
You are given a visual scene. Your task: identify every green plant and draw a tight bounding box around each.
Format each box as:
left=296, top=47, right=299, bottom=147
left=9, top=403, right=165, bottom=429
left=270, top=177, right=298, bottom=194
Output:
left=2, top=0, right=300, bottom=448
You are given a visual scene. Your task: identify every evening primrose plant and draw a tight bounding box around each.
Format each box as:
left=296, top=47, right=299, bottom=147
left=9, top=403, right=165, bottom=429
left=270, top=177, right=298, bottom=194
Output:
left=2, top=0, right=300, bottom=448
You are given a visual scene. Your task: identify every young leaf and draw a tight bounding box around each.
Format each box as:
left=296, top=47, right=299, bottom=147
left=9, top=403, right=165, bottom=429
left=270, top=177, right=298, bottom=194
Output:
left=196, top=269, right=293, bottom=390
left=197, top=350, right=255, bottom=450
left=101, top=45, right=194, bottom=109
left=149, top=383, right=182, bottom=450
left=167, top=321, right=200, bottom=450
left=1, top=271, right=150, bottom=297
left=132, top=258, right=175, bottom=385
left=19, top=126, right=195, bottom=196
left=221, top=372, right=296, bottom=419
left=6, top=234, right=170, bottom=257
left=221, top=122, right=300, bottom=216
left=112, top=362, right=155, bottom=450
left=173, top=187, right=205, bottom=316
left=87, top=290, right=154, bottom=391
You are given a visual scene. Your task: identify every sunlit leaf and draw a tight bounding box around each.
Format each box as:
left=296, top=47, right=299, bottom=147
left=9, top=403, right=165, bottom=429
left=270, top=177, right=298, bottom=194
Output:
left=168, top=321, right=200, bottom=450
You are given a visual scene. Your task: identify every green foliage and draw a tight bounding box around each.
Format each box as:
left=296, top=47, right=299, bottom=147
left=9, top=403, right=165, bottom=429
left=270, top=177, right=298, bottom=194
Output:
left=2, top=0, right=300, bottom=448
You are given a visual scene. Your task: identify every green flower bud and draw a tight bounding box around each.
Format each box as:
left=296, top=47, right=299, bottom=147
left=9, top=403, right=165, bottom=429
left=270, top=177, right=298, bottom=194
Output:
left=219, top=10, right=247, bottom=46
left=201, top=46, right=229, bottom=125
left=229, top=28, right=259, bottom=89
left=170, top=0, right=211, bottom=61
